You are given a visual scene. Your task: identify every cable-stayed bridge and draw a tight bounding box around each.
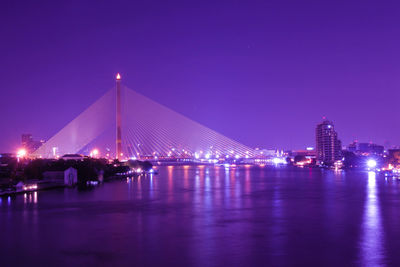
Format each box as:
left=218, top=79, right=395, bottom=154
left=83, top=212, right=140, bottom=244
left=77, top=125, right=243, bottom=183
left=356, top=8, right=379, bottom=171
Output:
left=33, top=75, right=255, bottom=160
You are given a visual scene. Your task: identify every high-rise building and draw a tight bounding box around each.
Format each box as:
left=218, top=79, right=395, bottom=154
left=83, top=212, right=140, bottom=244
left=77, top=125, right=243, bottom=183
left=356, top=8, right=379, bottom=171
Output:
left=21, top=134, right=44, bottom=153
left=316, top=120, right=342, bottom=165
left=347, top=141, right=384, bottom=155
left=21, top=134, right=33, bottom=148
left=358, top=143, right=384, bottom=155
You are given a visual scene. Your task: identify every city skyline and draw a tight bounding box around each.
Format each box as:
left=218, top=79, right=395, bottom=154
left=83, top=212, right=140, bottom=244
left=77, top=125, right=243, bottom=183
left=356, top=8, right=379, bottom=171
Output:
left=1, top=0, right=400, bottom=152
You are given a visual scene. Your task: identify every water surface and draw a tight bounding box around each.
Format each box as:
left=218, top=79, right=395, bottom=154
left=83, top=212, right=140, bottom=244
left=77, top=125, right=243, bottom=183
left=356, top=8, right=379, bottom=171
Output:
left=1, top=166, right=400, bottom=266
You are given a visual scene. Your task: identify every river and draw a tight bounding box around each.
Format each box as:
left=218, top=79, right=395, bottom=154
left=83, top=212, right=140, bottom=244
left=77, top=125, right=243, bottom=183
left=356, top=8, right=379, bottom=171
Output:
left=1, top=165, right=400, bottom=266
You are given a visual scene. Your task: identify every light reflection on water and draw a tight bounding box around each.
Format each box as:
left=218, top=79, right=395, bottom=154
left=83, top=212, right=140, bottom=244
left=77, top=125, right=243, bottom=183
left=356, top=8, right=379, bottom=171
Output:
left=23, top=192, right=38, bottom=204
left=1, top=166, right=399, bottom=266
left=359, top=171, right=384, bottom=266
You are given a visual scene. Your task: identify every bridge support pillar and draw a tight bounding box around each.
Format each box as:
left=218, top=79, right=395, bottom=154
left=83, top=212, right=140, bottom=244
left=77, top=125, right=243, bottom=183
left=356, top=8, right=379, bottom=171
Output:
left=116, top=73, right=122, bottom=160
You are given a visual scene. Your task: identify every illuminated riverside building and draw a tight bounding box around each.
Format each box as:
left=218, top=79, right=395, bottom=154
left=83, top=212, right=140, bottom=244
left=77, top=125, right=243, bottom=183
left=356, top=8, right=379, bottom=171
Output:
left=348, top=141, right=384, bottom=156
left=316, top=120, right=342, bottom=165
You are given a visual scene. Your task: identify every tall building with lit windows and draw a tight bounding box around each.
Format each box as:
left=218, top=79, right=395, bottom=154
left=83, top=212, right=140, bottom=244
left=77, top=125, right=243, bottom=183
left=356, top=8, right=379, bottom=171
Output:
left=316, top=120, right=342, bottom=165
left=21, top=134, right=44, bottom=153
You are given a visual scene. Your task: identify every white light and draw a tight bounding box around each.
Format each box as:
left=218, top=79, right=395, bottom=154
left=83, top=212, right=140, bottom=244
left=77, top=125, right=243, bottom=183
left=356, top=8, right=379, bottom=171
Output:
left=90, top=149, right=99, bottom=157
left=273, top=157, right=287, bottom=165
left=235, top=155, right=240, bottom=159
left=17, top=149, right=27, bottom=158
left=367, top=159, right=377, bottom=168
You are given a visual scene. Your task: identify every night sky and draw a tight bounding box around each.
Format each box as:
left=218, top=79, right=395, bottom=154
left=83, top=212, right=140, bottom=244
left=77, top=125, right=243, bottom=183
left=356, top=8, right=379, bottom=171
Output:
left=1, top=0, right=399, bottom=152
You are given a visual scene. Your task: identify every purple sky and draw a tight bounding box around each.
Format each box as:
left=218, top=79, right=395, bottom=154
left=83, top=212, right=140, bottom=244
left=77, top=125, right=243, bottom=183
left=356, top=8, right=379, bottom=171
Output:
left=1, top=0, right=399, bottom=152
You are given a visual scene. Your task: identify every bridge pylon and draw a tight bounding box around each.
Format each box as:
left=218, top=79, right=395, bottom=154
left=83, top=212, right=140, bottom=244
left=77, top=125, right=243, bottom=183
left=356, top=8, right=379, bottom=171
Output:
left=116, top=73, right=122, bottom=160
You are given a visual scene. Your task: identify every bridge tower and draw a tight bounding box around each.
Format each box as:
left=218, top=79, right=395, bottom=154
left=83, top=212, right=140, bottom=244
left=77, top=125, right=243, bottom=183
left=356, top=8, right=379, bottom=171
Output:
left=116, top=73, right=122, bottom=160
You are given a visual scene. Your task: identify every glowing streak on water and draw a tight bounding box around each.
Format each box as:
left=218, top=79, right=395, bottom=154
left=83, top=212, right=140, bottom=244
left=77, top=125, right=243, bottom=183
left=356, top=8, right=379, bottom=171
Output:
left=359, top=171, right=384, bottom=266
